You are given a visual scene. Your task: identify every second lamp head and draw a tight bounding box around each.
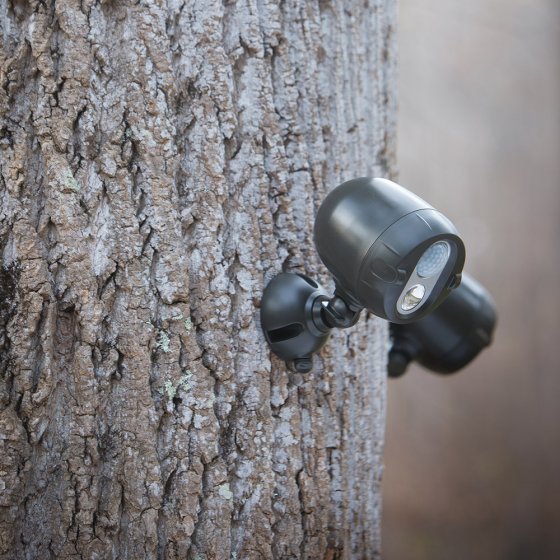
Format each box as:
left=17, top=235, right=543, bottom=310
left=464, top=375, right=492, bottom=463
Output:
left=314, top=177, right=466, bottom=323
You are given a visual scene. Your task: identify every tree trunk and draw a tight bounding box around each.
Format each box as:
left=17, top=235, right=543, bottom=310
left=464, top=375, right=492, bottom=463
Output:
left=0, top=1, right=396, bottom=558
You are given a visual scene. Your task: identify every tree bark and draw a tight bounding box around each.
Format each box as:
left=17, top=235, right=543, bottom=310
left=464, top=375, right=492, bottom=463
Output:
left=0, top=1, right=396, bottom=558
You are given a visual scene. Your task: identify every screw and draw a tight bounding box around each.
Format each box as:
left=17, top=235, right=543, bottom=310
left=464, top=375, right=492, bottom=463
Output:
left=292, top=356, right=313, bottom=373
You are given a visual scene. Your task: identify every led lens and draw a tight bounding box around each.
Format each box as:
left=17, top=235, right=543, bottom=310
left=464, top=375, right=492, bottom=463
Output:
left=401, top=284, right=425, bottom=311
left=417, top=241, right=450, bottom=278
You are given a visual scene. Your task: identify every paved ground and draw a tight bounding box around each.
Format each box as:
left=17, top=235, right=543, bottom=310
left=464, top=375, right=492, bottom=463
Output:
left=383, top=1, right=560, bottom=558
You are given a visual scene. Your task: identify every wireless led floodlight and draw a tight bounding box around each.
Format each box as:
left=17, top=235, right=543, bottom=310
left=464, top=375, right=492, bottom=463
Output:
left=261, top=177, right=466, bottom=372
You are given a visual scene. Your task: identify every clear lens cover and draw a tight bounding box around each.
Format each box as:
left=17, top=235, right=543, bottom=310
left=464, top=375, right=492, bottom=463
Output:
left=401, top=284, right=425, bottom=311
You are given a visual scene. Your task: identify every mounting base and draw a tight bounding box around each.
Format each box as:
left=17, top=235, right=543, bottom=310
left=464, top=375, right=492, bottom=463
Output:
left=261, top=272, right=363, bottom=373
left=260, top=273, right=331, bottom=373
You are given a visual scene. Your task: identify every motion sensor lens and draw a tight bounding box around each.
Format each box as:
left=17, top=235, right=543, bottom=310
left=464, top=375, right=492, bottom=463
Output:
left=417, top=241, right=450, bottom=278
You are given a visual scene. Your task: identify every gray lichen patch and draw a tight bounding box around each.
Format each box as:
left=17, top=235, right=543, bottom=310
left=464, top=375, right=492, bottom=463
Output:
left=161, top=380, right=176, bottom=400
left=155, top=330, right=171, bottom=353
left=159, top=370, right=193, bottom=400
left=166, top=311, right=194, bottom=332
left=218, top=483, right=234, bottom=501
left=61, top=169, right=80, bottom=192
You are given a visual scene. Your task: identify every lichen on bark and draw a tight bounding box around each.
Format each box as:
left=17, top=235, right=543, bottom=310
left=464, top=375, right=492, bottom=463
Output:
left=0, top=1, right=396, bottom=558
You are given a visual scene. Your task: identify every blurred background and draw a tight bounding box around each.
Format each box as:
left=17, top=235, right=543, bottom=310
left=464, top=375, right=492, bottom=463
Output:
left=382, top=0, right=560, bottom=559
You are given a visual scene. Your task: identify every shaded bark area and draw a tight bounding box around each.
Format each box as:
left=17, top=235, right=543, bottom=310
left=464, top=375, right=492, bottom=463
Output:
left=0, top=1, right=395, bottom=558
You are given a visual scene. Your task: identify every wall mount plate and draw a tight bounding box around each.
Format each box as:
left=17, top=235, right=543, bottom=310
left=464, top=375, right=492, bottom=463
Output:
left=260, top=273, right=331, bottom=373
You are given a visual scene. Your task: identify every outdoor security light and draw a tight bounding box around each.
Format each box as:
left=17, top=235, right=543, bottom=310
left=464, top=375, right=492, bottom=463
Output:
left=261, top=177, right=466, bottom=372
left=387, top=273, right=497, bottom=377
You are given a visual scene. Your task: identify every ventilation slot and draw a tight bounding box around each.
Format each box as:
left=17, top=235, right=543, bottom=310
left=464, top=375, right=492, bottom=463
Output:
left=267, top=323, right=304, bottom=343
left=296, top=273, right=319, bottom=288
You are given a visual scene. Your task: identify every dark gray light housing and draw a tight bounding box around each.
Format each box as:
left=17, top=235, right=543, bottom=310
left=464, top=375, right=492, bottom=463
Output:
left=261, top=177, right=466, bottom=372
left=314, top=177, right=465, bottom=323
left=388, top=273, right=497, bottom=377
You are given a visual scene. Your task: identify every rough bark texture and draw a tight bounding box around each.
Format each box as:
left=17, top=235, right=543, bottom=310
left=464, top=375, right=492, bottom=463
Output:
left=0, top=1, right=396, bottom=558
